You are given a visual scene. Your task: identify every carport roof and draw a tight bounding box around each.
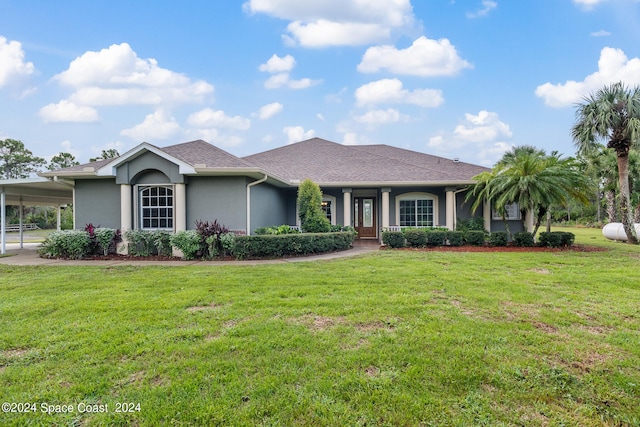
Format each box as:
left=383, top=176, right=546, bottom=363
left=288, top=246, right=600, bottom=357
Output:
left=0, top=177, right=74, bottom=206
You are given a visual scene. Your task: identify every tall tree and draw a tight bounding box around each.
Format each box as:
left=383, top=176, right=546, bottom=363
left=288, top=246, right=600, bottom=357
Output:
left=297, top=178, right=330, bottom=233
left=48, top=152, right=80, bottom=171
left=0, top=139, right=46, bottom=179
left=89, top=149, right=120, bottom=162
left=572, top=82, right=640, bottom=244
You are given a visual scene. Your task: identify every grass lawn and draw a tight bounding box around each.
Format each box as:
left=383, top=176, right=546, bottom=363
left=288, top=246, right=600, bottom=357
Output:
left=1, top=227, right=639, bottom=426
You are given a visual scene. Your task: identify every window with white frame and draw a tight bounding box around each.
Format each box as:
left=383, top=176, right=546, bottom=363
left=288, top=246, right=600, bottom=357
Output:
left=321, top=195, right=336, bottom=225
left=396, top=193, right=437, bottom=227
left=492, top=202, right=521, bottom=220
left=138, top=185, right=174, bottom=230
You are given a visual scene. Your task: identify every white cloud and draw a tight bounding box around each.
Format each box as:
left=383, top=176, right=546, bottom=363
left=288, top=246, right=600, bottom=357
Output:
left=358, top=36, right=472, bottom=77
left=39, top=100, right=99, bottom=123
left=259, top=54, right=320, bottom=89
left=52, top=43, right=214, bottom=106
left=258, top=102, right=283, bottom=120
left=573, top=0, right=606, bottom=9
left=283, top=126, right=315, bottom=144
left=187, top=108, right=251, bottom=130
left=121, top=109, right=181, bottom=141
left=316, top=113, right=325, bottom=121
left=353, top=108, right=408, bottom=125
left=535, top=47, right=640, bottom=107
left=355, top=78, right=444, bottom=108
left=427, top=111, right=513, bottom=166
left=467, top=1, right=497, bottom=18
left=342, top=132, right=370, bottom=146
left=258, top=54, right=296, bottom=73
left=244, top=0, right=416, bottom=47
left=591, top=30, right=611, bottom=37
left=453, top=111, right=512, bottom=142
left=187, top=129, right=244, bottom=147
left=0, top=36, right=35, bottom=87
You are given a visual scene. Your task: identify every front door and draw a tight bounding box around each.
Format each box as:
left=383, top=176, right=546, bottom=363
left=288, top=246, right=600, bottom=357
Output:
left=354, top=197, right=376, bottom=238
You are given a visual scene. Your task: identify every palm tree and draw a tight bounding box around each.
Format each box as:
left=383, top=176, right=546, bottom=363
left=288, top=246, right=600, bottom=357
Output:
left=467, top=147, right=590, bottom=238
left=572, top=82, right=640, bottom=244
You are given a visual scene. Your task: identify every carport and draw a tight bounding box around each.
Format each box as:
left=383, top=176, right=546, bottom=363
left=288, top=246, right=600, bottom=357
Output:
left=0, top=178, right=74, bottom=254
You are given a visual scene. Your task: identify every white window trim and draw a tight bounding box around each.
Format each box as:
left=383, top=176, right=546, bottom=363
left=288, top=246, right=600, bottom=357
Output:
left=134, top=184, right=176, bottom=231
left=395, top=192, right=439, bottom=227
left=322, top=195, right=337, bottom=225
left=492, top=202, right=521, bottom=220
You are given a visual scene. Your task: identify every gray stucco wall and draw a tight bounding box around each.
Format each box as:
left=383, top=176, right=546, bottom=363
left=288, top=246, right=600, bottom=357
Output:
left=116, top=151, right=183, bottom=184
left=186, top=176, right=248, bottom=231
left=74, top=179, right=121, bottom=229
left=250, top=183, right=290, bottom=232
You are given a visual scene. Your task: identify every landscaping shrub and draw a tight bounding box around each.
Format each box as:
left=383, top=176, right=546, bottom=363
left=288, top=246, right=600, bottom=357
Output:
left=404, top=229, right=427, bottom=247
left=254, top=224, right=300, bottom=235
left=94, top=228, right=117, bottom=255
left=425, top=230, right=446, bottom=246
left=445, top=231, right=464, bottom=246
left=464, top=230, right=487, bottom=246
left=297, top=179, right=331, bottom=233
left=382, top=231, right=405, bottom=248
left=232, top=231, right=355, bottom=260
left=170, top=230, right=201, bottom=260
left=195, top=219, right=230, bottom=258
left=488, top=231, right=508, bottom=246
left=513, top=231, right=535, bottom=247
left=38, top=230, right=90, bottom=259
left=125, top=229, right=171, bottom=256
left=456, top=217, right=486, bottom=232
left=539, top=231, right=575, bottom=247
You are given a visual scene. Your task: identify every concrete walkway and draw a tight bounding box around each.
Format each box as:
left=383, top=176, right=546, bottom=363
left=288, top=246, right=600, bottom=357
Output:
left=0, top=240, right=380, bottom=266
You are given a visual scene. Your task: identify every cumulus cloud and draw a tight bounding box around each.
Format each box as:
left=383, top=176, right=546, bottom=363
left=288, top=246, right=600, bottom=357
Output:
left=573, top=0, right=605, bottom=9
left=258, top=54, right=296, bottom=73
left=355, top=78, right=444, bottom=108
left=342, top=132, right=370, bottom=146
left=244, top=0, right=416, bottom=47
left=535, top=47, right=640, bottom=107
left=258, top=102, right=284, bottom=120
left=353, top=108, right=409, bottom=125
left=591, top=30, right=611, bottom=37
left=427, top=110, right=513, bottom=166
left=467, top=1, right=497, bottom=18
left=0, top=36, right=35, bottom=87
left=358, top=36, right=472, bottom=77
left=187, top=108, right=251, bottom=130
left=259, top=53, right=320, bottom=89
left=39, top=100, right=99, bottom=123
left=283, top=126, right=315, bottom=144
left=48, top=43, right=213, bottom=119
left=121, top=109, right=181, bottom=140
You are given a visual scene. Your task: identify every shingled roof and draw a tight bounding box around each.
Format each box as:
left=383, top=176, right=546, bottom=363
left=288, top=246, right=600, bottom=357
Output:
left=243, top=138, right=488, bottom=184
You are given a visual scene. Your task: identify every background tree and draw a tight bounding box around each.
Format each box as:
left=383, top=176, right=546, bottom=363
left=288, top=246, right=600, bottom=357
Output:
left=89, top=149, right=120, bottom=162
left=0, top=138, right=46, bottom=179
left=48, top=152, right=80, bottom=171
left=297, top=178, right=330, bottom=233
left=572, top=82, right=640, bottom=244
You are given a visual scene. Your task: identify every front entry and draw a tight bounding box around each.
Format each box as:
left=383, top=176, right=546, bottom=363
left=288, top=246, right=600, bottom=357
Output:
left=354, top=197, right=376, bottom=238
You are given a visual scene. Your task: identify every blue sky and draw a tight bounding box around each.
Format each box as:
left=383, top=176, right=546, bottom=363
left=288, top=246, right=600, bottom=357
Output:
left=1, top=0, right=640, bottom=167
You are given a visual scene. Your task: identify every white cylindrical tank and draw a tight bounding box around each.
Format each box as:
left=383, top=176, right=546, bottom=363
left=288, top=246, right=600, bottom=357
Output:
left=602, top=222, right=640, bottom=241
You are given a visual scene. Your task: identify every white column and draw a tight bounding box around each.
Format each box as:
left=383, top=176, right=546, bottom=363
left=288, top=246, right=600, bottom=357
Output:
left=381, top=188, right=390, bottom=229
left=483, top=200, right=491, bottom=232
left=445, top=190, right=455, bottom=230
left=19, top=199, right=24, bottom=248
left=343, top=189, right=352, bottom=227
left=175, top=183, right=186, bottom=231
left=56, top=205, right=62, bottom=231
left=120, top=184, right=132, bottom=231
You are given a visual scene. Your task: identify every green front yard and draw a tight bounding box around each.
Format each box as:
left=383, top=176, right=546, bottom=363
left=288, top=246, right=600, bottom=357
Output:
left=1, top=228, right=639, bottom=426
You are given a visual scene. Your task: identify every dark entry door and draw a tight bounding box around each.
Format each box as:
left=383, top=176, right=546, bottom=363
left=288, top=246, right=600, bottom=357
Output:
left=354, top=197, right=376, bottom=238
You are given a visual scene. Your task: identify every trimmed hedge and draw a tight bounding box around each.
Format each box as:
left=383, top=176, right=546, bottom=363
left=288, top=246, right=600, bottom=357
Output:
left=538, top=231, right=575, bottom=247
left=446, top=231, right=464, bottom=247
left=465, top=230, right=487, bottom=246
left=426, top=231, right=446, bottom=247
left=382, top=231, right=405, bottom=248
left=404, top=229, right=427, bottom=247
left=513, top=231, right=535, bottom=247
left=488, top=231, right=508, bottom=247
left=232, top=231, right=356, bottom=260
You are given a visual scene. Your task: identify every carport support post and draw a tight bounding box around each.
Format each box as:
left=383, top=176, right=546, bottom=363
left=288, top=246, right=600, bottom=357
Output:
left=19, top=198, right=23, bottom=249
left=56, top=205, right=61, bottom=231
left=1, top=189, right=5, bottom=255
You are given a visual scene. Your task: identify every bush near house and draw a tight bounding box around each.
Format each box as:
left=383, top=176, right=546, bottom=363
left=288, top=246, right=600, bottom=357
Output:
left=382, top=231, right=405, bottom=248
left=488, top=231, right=509, bottom=247
left=404, top=229, right=427, bottom=247
left=464, top=230, right=487, bottom=246
left=445, top=231, right=464, bottom=247
left=233, top=231, right=355, bottom=260
left=38, top=225, right=122, bottom=259
left=538, top=231, right=575, bottom=247
left=513, top=231, right=535, bottom=247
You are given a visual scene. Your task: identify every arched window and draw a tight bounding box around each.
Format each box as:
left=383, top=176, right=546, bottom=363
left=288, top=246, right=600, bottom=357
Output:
left=395, top=192, right=438, bottom=227
left=138, top=185, right=174, bottom=230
